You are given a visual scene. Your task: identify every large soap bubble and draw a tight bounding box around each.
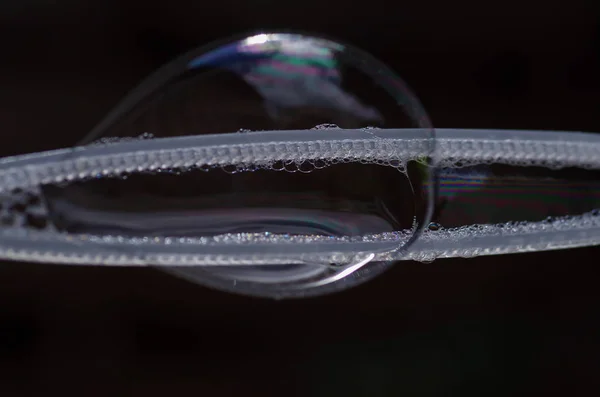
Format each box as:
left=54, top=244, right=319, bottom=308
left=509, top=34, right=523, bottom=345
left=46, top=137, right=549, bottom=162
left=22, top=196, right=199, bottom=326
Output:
left=42, top=32, right=436, bottom=298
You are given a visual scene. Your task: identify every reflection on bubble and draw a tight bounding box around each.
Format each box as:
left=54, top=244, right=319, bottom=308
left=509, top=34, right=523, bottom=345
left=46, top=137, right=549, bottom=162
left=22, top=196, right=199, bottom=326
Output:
left=80, top=32, right=432, bottom=141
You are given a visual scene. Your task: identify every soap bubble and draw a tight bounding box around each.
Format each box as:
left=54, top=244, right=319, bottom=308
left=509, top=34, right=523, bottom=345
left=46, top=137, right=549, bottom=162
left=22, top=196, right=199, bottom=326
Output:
left=58, top=32, right=436, bottom=298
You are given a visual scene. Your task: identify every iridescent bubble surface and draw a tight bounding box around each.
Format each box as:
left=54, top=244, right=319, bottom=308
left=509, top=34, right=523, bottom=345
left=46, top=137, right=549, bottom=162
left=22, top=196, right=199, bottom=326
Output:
left=427, top=164, right=600, bottom=229
left=79, top=32, right=431, bottom=140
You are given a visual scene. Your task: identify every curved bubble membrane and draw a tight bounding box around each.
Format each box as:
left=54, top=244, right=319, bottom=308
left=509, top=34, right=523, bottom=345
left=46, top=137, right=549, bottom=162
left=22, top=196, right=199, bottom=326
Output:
left=22, top=32, right=435, bottom=298
left=79, top=32, right=431, bottom=141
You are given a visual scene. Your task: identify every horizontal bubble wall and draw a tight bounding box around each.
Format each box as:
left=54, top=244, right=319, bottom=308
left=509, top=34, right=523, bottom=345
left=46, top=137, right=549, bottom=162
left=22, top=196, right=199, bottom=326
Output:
left=40, top=161, right=416, bottom=239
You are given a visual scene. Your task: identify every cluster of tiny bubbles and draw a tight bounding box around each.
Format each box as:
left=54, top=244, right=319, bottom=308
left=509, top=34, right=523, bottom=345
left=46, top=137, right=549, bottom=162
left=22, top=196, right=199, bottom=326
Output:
left=60, top=31, right=437, bottom=298
left=138, top=132, right=155, bottom=139
left=83, top=129, right=412, bottom=192
left=86, top=132, right=155, bottom=147
left=416, top=252, right=438, bottom=264
left=311, top=123, right=342, bottom=130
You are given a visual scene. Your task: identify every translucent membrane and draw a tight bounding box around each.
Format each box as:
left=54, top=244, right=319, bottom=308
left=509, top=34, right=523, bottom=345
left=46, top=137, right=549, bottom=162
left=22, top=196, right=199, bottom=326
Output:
left=41, top=162, right=415, bottom=238
left=431, top=165, right=600, bottom=228
left=0, top=32, right=435, bottom=298
left=80, top=33, right=431, bottom=142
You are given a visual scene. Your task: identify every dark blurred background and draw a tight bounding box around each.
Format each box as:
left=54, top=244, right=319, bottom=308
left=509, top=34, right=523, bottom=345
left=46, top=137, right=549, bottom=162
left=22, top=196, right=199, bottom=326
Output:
left=1, top=1, right=600, bottom=395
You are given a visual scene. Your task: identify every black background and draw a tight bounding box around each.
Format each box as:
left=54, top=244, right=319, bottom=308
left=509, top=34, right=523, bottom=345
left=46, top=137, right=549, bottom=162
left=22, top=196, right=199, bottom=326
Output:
left=1, top=1, right=600, bottom=396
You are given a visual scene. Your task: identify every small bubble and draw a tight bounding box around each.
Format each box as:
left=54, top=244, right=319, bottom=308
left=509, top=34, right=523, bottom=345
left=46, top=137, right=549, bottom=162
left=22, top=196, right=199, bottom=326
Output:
left=296, top=161, right=315, bottom=174
left=311, top=159, right=328, bottom=169
left=428, top=222, right=442, bottom=231
left=222, top=164, right=238, bottom=174
left=138, top=132, right=154, bottom=139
